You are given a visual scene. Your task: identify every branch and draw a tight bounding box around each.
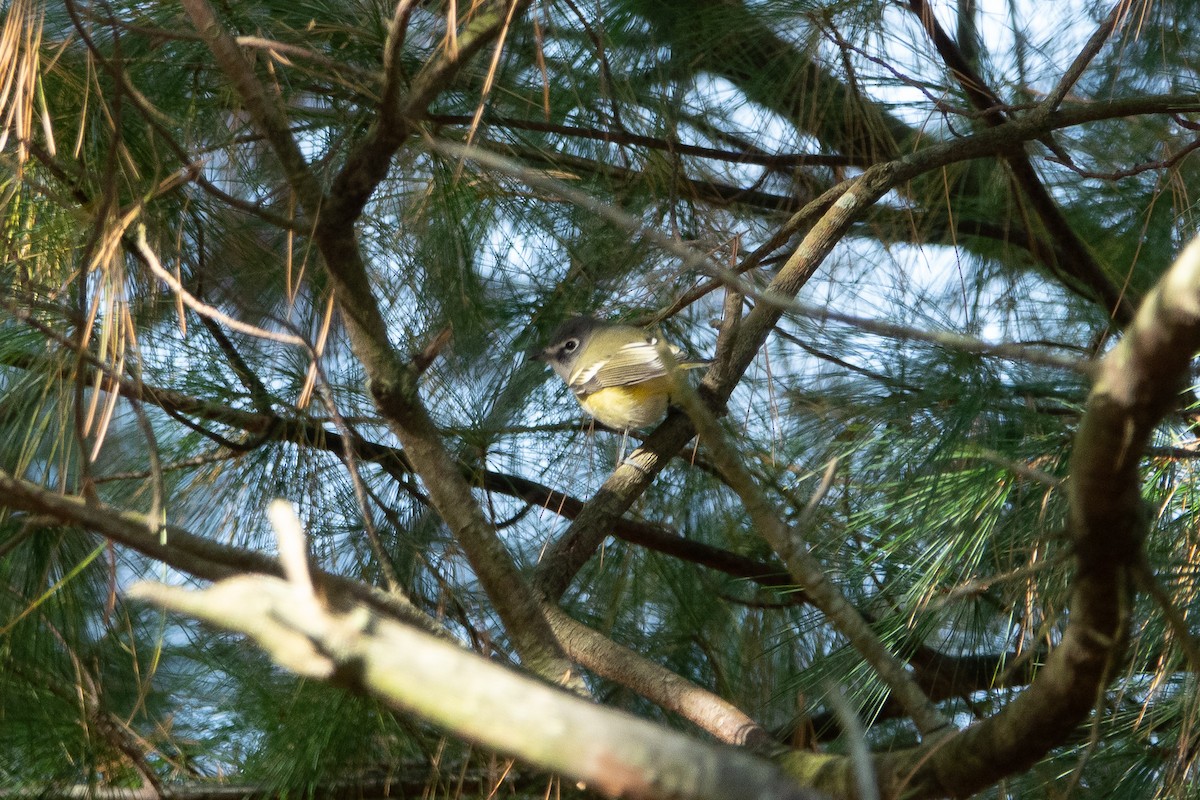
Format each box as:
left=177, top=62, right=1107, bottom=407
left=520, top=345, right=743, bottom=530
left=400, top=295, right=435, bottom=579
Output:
left=542, top=606, right=777, bottom=749
left=322, top=0, right=531, bottom=232
left=505, top=140, right=805, bottom=212
left=0, top=468, right=441, bottom=638
left=178, top=0, right=325, bottom=213
left=1042, top=2, right=1128, bottom=112
left=857, top=234, right=1200, bottom=797
left=180, top=0, right=574, bottom=684
left=427, top=113, right=857, bottom=169
left=666, top=360, right=950, bottom=737
left=126, top=508, right=827, bottom=800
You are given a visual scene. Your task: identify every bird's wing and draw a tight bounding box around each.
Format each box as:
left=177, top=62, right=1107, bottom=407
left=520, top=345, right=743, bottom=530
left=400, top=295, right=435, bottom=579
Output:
left=569, top=339, right=673, bottom=395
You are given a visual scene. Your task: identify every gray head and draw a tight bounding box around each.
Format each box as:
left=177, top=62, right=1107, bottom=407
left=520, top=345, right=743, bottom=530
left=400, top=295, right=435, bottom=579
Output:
left=529, top=316, right=604, bottom=382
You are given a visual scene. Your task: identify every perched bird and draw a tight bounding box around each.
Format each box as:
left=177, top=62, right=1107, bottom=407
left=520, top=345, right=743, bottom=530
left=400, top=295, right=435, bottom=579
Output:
left=530, top=315, right=707, bottom=430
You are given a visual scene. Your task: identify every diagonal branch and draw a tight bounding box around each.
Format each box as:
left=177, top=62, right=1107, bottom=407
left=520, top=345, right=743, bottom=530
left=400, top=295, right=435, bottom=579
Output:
left=127, top=570, right=826, bottom=800
left=542, top=606, right=777, bottom=749
left=666, top=358, right=950, bottom=737
left=178, top=0, right=326, bottom=214
left=1041, top=2, right=1130, bottom=111
left=839, top=234, right=1200, bottom=797
left=179, top=0, right=572, bottom=684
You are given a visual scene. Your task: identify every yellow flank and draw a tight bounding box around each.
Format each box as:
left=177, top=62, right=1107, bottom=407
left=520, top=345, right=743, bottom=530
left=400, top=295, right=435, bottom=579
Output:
left=578, top=378, right=674, bottom=429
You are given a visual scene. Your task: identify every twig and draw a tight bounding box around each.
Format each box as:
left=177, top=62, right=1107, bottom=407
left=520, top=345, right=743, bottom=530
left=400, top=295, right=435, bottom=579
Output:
left=133, top=224, right=307, bottom=347
left=427, top=113, right=852, bottom=169
left=792, top=457, right=838, bottom=535
left=543, top=606, right=777, bottom=749
left=1041, top=2, right=1129, bottom=112
left=379, top=0, right=421, bottom=125
left=413, top=325, right=453, bottom=375
left=1050, top=135, right=1200, bottom=180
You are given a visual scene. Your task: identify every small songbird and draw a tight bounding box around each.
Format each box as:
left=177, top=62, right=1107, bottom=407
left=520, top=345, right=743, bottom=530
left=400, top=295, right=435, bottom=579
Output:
left=530, top=315, right=707, bottom=430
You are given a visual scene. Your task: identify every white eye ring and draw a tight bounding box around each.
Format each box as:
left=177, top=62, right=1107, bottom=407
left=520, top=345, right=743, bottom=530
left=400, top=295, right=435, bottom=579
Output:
left=563, top=338, right=580, bottom=352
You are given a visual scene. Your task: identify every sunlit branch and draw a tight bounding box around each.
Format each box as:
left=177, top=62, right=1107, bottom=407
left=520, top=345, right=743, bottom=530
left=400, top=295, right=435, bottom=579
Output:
left=133, top=225, right=309, bottom=347
left=126, top=506, right=826, bottom=800
left=0, top=468, right=440, bottom=636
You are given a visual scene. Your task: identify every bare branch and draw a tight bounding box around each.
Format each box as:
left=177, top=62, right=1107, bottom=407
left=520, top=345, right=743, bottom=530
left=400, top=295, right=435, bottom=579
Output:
left=128, top=569, right=827, bottom=800
left=1042, top=1, right=1129, bottom=111
left=882, top=234, right=1200, bottom=796
left=133, top=225, right=308, bottom=347
left=543, top=607, right=778, bottom=750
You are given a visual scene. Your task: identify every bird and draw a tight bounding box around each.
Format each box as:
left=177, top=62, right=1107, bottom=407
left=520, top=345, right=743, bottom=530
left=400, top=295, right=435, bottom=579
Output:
left=530, top=315, right=707, bottom=431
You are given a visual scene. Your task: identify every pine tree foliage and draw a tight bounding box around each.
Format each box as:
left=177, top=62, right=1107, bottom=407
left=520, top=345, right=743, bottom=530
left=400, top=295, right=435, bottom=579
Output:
left=0, top=0, right=1198, bottom=798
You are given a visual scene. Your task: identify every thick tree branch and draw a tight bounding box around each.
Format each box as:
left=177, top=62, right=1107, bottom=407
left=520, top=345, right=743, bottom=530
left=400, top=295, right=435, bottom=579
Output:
left=830, top=235, right=1200, bottom=797
left=127, top=567, right=828, bottom=800
left=180, top=0, right=574, bottom=684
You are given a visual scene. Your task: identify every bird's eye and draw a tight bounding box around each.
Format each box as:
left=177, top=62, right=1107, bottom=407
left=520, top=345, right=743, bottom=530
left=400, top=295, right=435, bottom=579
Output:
left=563, top=338, right=579, bottom=352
